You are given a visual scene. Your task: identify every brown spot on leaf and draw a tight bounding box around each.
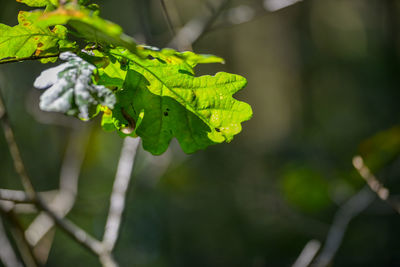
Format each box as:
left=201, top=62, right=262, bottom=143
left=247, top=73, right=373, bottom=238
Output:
left=37, top=43, right=43, bottom=48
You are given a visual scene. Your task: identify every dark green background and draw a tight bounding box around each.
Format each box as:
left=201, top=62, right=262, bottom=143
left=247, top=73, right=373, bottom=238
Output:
left=1, top=0, right=400, bottom=266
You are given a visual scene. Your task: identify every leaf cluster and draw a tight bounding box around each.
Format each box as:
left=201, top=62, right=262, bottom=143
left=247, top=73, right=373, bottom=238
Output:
left=0, top=0, right=253, bottom=154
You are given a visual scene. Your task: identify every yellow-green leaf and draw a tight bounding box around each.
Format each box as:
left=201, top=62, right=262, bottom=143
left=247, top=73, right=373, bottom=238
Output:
left=16, top=0, right=58, bottom=8
left=0, top=11, right=74, bottom=63
left=99, top=47, right=252, bottom=154
left=37, top=5, right=137, bottom=54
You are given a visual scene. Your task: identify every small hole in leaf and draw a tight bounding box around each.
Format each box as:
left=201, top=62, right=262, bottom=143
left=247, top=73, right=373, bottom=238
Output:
left=215, top=128, right=221, bottom=132
left=164, top=112, right=169, bottom=116
left=147, top=55, right=155, bottom=60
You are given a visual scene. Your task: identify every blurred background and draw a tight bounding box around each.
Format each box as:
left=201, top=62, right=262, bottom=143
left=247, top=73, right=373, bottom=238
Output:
left=1, top=0, right=400, bottom=266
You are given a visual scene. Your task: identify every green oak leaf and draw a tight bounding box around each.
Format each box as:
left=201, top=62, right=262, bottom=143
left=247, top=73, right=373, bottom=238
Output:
left=98, top=47, right=252, bottom=154
left=34, top=52, right=116, bottom=120
left=16, top=0, right=58, bottom=8
left=37, top=4, right=137, bottom=54
left=0, top=11, right=74, bottom=63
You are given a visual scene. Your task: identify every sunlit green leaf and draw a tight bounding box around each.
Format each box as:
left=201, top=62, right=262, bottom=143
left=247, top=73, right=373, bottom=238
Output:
left=0, top=11, right=74, bottom=63
left=98, top=47, right=252, bottom=154
left=16, top=0, right=58, bottom=8
left=37, top=5, right=137, bottom=54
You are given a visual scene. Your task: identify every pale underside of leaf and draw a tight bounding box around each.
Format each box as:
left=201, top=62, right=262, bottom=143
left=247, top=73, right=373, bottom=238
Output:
left=34, top=52, right=116, bottom=120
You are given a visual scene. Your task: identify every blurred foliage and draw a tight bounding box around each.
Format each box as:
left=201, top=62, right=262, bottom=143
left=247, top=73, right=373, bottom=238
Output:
left=1, top=0, right=400, bottom=266
left=281, top=164, right=331, bottom=213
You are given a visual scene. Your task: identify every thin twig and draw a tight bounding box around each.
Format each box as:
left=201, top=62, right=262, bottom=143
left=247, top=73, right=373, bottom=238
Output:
left=26, top=126, right=91, bottom=247
left=0, top=93, right=37, bottom=200
left=0, top=216, right=24, bottom=267
left=353, top=155, right=400, bottom=214
left=0, top=88, right=109, bottom=262
left=0, top=189, right=31, bottom=203
left=103, top=137, right=141, bottom=252
left=168, top=0, right=231, bottom=51
left=292, top=240, right=321, bottom=267
left=0, top=206, right=39, bottom=267
left=160, top=0, right=176, bottom=36
left=0, top=54, right=60, bottom=65
left=312, top=186, right=375, bottom=267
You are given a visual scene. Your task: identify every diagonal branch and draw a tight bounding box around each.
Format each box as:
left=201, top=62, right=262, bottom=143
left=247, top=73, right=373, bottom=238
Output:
left=160, top=0, right=176, bottom=36
left=0, top=92, right=36, bottom=200
left=0, top=206, right=39, bottom=267
left=168, top=0, right=231, bottom=51
left=352, top=155, right=400, bottom=214
left=0, top=88, right=108, bottom=262
left=0, top=216, right=24, bottom=267
left=103, top=137, right=141, bottom=252
left=292, top=239, right=321, bottom=267
left=312, top=186, right=374, bottom=267
left=0, top=189, right=31, bottom=203
left=25, top=126, right=91, bottom=247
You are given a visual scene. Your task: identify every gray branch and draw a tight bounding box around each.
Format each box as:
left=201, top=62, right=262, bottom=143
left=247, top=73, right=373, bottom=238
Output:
left=168, top=0, right=231, bottom=50
left=25, top=126, right=91, bottom=247
left=0, top=189, right=30, bottom=203
left=103, top=137, right=141, bottom=252
left=0, top=88, right=111, bottom=265
left=0, top=217, right=23, bottom=267
left=292, top=240, right=321, bottom=267
left=312, top=186, right=375, bottom=267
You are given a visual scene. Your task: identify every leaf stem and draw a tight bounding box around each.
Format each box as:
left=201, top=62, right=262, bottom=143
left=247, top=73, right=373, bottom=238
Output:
left=0, top=54, right=61, bottom=65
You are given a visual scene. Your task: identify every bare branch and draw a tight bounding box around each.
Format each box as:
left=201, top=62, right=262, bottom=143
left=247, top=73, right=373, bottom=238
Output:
left=168, top=0, right=231, bottom=50
left=0, top=189, right=30, bottom=203
left=160, top=0, right=176, bottom=36
left=263, top=0, right=303, bottom=12
left=0, top=216, right=23, bottom=267
left=26, top=126, right=91, bottom=247
left=0, top=92, right=36, bottom=200
left=352, top=155, right=400, bottom=214
left=0, top=88, right=110, bottom=263
left=0, top=206, right=39, bottom=267
left=312, top=186, right=374, bottom=267
left=292, top=240, right=321, bottom=267
left=103, top=137, right=141, bottom=252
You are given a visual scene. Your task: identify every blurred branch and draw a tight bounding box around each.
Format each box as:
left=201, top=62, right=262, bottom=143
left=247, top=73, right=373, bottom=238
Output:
left=263, top=0, right=303, bottom=12
left=312, top=186, right=374, bottom=267
left=168, top=0, right=231, bottom=50
left=0, top=216, right=24, bottom=267
left=0, top=206, right=39, bottom=267
left=292, top=239, right=321, bottom=267
left=25, top=126, right=91, bottom=247
left=0, top=189, right=30, bottom=203
left=0, top=88, right=113, bottom=265
left=160, top=0, right=176, bottom=36
left=0, top=91, right=37, bottom=200
left=103, top=137, right=141, bottom=252
left=210, top=0, right=303, bottom=32
left=353, top=156, right=400, bottom=214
